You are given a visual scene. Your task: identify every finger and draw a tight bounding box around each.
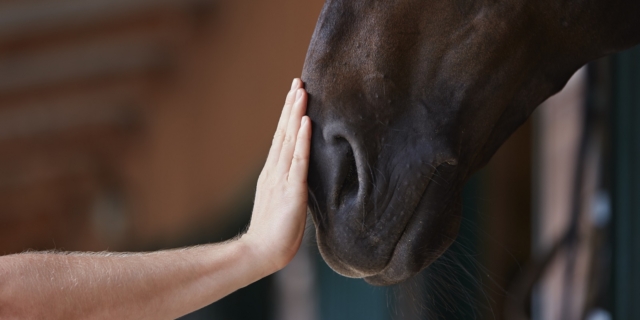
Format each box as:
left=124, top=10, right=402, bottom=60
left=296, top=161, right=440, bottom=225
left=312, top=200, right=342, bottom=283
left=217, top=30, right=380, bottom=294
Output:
left=265, top=79, right=302, bottom=168
left=277, top=88, right=307, bottom=174
left=288, top=116, right=311, bottom=183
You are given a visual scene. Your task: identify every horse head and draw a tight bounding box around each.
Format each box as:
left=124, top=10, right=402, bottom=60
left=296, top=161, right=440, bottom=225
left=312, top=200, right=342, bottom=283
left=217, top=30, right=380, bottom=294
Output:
left=302, top=0, right=640, bottom=285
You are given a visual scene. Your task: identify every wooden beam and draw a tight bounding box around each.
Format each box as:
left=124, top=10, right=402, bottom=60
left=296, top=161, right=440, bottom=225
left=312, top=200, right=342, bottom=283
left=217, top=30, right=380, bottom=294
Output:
left=0, top=0, right=214, bottom=41
left=0, top=36, right=171, bottom=95
left=0, top=93, right=139, bottom=141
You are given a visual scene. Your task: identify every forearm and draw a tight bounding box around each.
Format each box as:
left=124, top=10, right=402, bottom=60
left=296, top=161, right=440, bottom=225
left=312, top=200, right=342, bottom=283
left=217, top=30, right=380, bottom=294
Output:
left=0, top=238, right=272, bottom=320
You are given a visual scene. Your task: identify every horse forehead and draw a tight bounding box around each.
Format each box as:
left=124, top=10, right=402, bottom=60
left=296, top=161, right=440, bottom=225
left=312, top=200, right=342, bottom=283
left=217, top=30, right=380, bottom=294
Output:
left=307, top=0, right=529, bottom=108
left=332, top=5, right=506, bottom=68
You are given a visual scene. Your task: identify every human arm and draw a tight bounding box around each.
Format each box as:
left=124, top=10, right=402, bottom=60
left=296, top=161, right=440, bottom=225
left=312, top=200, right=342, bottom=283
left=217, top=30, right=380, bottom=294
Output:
left=0, top=79, right=311, bottom=320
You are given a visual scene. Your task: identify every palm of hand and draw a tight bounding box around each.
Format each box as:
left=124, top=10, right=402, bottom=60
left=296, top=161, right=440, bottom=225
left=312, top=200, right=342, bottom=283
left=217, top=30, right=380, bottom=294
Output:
left=244, top=79, right=311, bottom=271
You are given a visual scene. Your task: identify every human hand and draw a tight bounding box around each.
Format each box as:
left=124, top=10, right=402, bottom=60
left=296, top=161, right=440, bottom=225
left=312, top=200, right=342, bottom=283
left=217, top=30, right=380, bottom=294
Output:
left=242, top=78, right=311, bottom=273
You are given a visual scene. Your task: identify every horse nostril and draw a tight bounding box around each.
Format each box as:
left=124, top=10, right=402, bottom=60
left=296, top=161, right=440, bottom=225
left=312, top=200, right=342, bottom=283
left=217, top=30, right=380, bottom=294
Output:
left=336, top=137, right=360, bottom=207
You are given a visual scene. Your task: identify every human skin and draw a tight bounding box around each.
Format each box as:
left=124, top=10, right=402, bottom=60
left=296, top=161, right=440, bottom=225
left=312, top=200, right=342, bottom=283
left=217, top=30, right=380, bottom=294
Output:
left=0, top=79, right=311, bottom=320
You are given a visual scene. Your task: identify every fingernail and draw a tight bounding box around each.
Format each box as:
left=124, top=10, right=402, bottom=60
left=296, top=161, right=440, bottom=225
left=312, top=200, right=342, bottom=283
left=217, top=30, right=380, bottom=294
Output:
left=295, top=88, right=303, bottom=101
left=291, top=78, right=299, bottom=89
left=302, top=117, right=308, bottom=126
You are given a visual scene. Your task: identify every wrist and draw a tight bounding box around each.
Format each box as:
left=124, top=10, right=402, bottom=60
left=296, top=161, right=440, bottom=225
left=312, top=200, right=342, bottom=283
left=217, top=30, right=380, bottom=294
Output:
left=237, top=233, right=284, bottom=276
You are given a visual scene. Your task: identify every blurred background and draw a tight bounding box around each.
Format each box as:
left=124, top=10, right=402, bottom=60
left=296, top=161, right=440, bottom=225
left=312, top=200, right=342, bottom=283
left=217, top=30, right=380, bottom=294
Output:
left=0, top=0, right=638, bottom=319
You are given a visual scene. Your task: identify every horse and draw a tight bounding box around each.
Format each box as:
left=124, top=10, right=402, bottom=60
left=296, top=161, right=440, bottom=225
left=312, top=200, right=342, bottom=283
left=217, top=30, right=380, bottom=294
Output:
left=301, top=0, right=640, bottom=286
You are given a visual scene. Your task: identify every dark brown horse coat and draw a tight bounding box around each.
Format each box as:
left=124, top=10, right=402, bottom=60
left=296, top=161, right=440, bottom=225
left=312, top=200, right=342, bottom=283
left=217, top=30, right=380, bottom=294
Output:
left=301, top=0, right=640, bottom=285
